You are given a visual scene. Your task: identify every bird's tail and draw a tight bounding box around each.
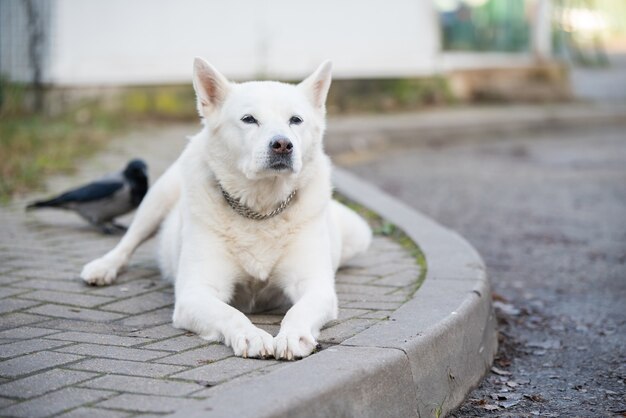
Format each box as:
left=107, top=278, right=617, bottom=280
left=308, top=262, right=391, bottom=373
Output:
left=26, top=197, right=65, bottom=210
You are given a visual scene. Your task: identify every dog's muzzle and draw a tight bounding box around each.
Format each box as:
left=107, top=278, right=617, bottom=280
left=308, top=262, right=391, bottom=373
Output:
left=267, top=135, right=293, bottom=171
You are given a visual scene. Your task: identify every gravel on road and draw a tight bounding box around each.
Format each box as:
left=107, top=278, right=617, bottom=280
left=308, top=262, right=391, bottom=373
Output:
left=344, top=123, right=626, bottom=417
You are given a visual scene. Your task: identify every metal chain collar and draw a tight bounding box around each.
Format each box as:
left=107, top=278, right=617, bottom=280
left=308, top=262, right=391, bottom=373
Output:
left=218, top=184, right=297, bottom=221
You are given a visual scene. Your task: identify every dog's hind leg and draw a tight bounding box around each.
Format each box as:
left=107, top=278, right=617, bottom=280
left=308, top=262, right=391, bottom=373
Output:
left=81, top=163, right=182, bottom=286
left=330, top=200, right=372, bottom=267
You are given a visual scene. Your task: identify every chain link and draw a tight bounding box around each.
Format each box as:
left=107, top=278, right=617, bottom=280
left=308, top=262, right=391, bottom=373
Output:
left=219, top=184, right=297, bottom=221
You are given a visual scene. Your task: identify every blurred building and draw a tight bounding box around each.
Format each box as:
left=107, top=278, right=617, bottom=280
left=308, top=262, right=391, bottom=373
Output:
left=1, top=0, right=561, bottom=85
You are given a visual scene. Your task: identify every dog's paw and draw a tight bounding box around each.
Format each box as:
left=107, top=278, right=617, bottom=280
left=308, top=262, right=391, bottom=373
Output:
left=274, top=330, right=318, bottom=361
left=231, top=327, right=275, bottom=359
left=80, top=257, right=119, bottom=286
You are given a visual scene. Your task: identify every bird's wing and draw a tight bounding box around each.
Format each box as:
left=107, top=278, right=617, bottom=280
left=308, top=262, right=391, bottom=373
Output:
left=55, top=180, right=125, bottom=203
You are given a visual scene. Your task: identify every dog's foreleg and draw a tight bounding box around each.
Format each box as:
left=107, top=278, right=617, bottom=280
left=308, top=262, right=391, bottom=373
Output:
left=81, top=164, right=181, bottom=286
left=172, top=225, right=274, bottom=358
left=274, top=223, right=338, bottom=360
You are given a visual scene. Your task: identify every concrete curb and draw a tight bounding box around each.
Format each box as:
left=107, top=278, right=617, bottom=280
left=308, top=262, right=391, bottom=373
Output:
left=170, top=168, right=496, bottom=418
left=324, top=103, right=626, bottom=156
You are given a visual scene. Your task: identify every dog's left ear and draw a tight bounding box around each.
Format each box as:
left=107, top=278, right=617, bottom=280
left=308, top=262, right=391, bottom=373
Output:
left=298, top=61, right=332, bottom=110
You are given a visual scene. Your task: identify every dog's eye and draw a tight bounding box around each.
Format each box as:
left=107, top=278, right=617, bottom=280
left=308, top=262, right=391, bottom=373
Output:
left=241, top=115, right=258, bottom=125
left=289, top=115, right=303, bottom=125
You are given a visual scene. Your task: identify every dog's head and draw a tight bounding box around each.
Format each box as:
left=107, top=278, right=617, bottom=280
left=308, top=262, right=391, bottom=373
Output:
left=192, top=58, right=332, bottom=180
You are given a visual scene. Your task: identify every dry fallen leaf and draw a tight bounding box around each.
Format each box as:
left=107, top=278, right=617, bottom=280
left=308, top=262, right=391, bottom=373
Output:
left=491, top=366, right=512, bottom=376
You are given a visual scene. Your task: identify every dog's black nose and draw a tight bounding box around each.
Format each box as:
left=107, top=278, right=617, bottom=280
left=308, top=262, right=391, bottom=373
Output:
left=270, top=136, right=293, bottom=155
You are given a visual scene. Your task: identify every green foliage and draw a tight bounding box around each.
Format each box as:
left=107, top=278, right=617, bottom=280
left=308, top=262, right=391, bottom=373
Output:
left=119, top=86, right=197, bottom=120
left=327, top=77, right=455, bottom=114
left=0, top=103, right=123, bottom=202
left=0, top=75, right=453, bottom=202
left=439, top=0, right=531, bottom=52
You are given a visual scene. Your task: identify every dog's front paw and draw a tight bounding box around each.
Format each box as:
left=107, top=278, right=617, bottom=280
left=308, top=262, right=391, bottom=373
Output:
left=80, top=257, right=120, bottom=286
left=231, top=327, right=275, bottom=359
left=274, top=330, right=318, bottom=361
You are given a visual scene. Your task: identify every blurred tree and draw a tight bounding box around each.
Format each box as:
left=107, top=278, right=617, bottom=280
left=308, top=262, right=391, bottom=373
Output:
left=23, top=0, right=44, bottom=112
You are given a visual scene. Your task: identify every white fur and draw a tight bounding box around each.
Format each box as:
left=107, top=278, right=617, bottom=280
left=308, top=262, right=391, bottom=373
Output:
left=81, top=58, right=372, bottom=360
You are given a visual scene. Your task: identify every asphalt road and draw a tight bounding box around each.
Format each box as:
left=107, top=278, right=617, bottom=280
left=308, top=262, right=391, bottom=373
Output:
left=342, top=123, right=626, bottom=417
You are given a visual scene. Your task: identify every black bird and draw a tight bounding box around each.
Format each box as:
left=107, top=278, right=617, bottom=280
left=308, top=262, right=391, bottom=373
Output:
left=27, top=159, right=149, bottom=233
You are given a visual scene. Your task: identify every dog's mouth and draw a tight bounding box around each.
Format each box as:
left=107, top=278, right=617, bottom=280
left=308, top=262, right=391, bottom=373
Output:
left=269, top=162, right=291, bottom=171
left=267, top=155, right=293, bottom=171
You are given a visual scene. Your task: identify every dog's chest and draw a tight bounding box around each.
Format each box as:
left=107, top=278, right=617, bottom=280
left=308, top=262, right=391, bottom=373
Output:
left=221, top=221, right=292, bottom=281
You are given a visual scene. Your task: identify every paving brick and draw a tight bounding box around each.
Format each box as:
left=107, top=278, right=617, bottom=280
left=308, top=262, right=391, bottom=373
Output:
left=364, top=263, right=414, bottom=277
left=12, top=268, right=77, bottom=281
left=0, top=339, right=71, bottom=359
left=335, top=283, right=395, bottom=295
left=359, top=310, right=394, bottom=320
left=26, top=304, right=125, bottom=322
left=338, top=292, right=407, bottom=304
left=347, top=251, right=408, bottom=268
left=81, top=374, right=200, bottom=396
left=336, top=308, right=371, bottom=321
left=186, top=362, right=289, bottom=398
left=37, top=319, right=139, bottom=335
left=18, top=290, right=115, bottom=308
left=0, top=287, right=29, bottom=299
left=0, top=327, right=58, bottom=339
left=87, top=278, right=168, bottom=298
left=171, top=357, right=276, bottom=384
left=0, top=351, right=83, bottom=378
left=372, top=269, right=420, bottom=287
left=11, top=279, right=88, bottom=293
left=0, top=313, right=48, bottom=330
left=246, top=314, right=283, bottom=325
left=369, top=237, right=403, bottom=251
left=56, top=407, right=131, bottom=418
left=318, top=318, right=379, bottom=344
left=68, top=358, right=186, bottom=377
left=141, top=335, right=208, bottom=352
left=55, top=343, right=169, bottom=362
left=0, top=369, right=97, bottom=399
left=335, top=273, right=376, bottom=285
left=255, top=323, right=280, bottom=335
left=45, top=331, right=152, bottom=347
left=0, top=396, right=16, bottom=408
left=154, top=344, right=233, bottom=366
left=115, top=307, right=172, bottom=327
left=0, top=387, right=112, bottom=418
left=0, top=276, right=21, bottom=285
left=127, top=324, right=185, bottom=339
left=342, top=300, right=404, bottom=311
left=99, top=291, right=173, bottom=314
left=95, top=393, right=200, bottom=414
left=0, top=298, right=42, bottom=314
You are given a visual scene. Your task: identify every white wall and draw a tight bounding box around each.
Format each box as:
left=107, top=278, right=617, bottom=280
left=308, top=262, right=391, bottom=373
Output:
left=46, top=0, right=441, bottom=85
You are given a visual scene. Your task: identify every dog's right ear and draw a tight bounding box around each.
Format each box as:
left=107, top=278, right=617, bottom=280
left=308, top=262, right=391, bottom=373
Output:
left=192, top=58, right=230, bottom=116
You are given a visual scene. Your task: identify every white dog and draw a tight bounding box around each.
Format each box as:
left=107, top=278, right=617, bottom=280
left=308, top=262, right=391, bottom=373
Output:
left=81, top=58, right=372, bottom=360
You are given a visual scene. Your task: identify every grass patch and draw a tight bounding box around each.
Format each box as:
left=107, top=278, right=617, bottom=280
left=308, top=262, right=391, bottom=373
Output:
left=334, top=192, right=427, bottom=298
left=0, top=75, right=453, bottom=202
left=0, top=104, right=125, bottom=202
left=328, top=77, right=455, bottom=114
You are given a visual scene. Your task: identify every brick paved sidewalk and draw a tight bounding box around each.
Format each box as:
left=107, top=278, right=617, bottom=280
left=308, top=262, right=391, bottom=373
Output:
left=0, top=125, right=422, bottom=417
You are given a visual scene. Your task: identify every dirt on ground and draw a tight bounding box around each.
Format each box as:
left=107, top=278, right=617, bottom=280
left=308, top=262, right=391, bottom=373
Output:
left=344, top=123, right=626, bottom=417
